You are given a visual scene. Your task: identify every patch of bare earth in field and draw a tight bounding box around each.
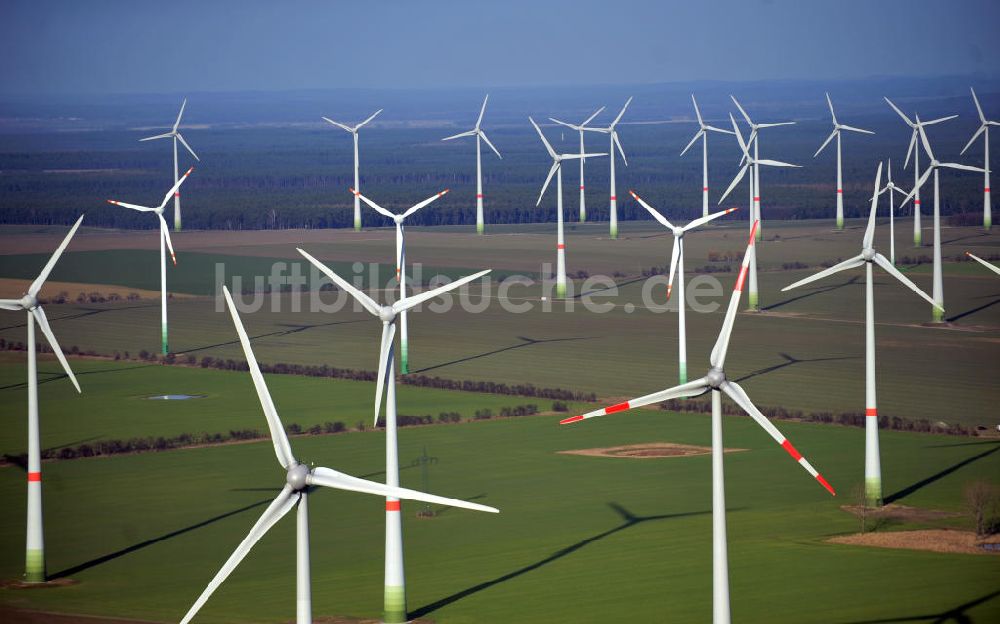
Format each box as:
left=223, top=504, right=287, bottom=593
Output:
left=829, top=529, right=1000, bottom=555
left=558, top=442, right=746, bottom=459
left=840, top=503, right=963, bottom=523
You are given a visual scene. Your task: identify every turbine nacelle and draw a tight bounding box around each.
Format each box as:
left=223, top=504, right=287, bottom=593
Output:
left=378, top=306, right=397, bottom=323
left=704, top=367, right=726, bottom=389
left=286, top=463, right=310, bottom=491
left=19, top=294, right=38, bottom=310
left=862, top=247, right=876, bottom=262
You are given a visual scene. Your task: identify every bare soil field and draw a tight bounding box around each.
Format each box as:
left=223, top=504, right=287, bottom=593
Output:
left=829, top=529, right=1000, bottom=556
left=558, top=442, right=746, bottom=459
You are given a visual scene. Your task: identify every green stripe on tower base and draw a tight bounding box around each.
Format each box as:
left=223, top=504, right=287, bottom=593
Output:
left=556, top=282, right=566, bottom=299
left=747, top=291, right=759, bottom=311
left=914, top=232, right=922, bottom=247
left=678, top=362, right=687, bottom=386
left=865, top=477, right=883, bottom=508
left=383, top=585, right=407, bottom=624
left=932, top=305, right=944, bottom=323
left=836, top=216, right=844, bottom=230
left=610, top=223, right=618, bottom=240
left=25, top=548, right=45, bottom=583
left=161, top=325, right=169, bottom=355
left=476, top=221, right=484, bottom=235
left=400, top=342, right=409, bottom=375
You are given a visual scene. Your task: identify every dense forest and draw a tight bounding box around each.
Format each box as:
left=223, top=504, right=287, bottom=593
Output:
left=0, top=83, right=993, bottom=230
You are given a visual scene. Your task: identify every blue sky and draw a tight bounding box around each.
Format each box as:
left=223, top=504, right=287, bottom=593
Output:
left=1, top=0, right=997, bottom=95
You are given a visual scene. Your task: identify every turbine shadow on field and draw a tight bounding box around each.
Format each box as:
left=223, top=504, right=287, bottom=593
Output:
left=943, top=231, right=989, bottom=246
left=570, top=275, right=648, bottom=299
left=410, top=335, right=596, bottom=375
left=0, top=363, right=158, bottom=392
left=179, top=319, right=365, bottom=355
left=409, top=503, right=711, bottom=619
left=833, top=587, right=1000, bottom=623
left=49, top=497, right=272, bottom=580
left=761, top=276, right=861, bottom=311
left=945, top=294, right=1000, bottom=323
left=883, top=446, right=1000, bottom=505
left=733, top=352, right=858, bottom=383
left=0, top=303, right=160, bottom=331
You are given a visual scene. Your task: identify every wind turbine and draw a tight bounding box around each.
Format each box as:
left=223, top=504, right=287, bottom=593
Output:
left=782, top=163, right=940, bottom=507
left=730, top=95, right=795, bottom=241
left=550, top=105, right=605, bottom=222
left=583, top=97, right=631, bottom=239
left=719, top=113, right=800, bottom=311
left=960, top=87, right=998, bottom=230
left=140, top=99, right=200, bottom=231
left=0, top=215, right=84, bottom=583
left=899, top=117, right=985, bottom=322
left=629, top=190, right=738, bottom=384
left=681, top=95, right=734, bottom=217
left=296, top=250, right=490, bottom=624
left=814, top=93, right=875, bottom=230
left=353, top=188, right=450, bottom=374
left=180, top=286, right=497, bottom=624
left=530, top=117, right=606, bottom=298
left=323, top=109, right=382, bottom=231
left=441, top=95, right=502, bottom=234
left=561, top=220, right=834, bottom=624
left=877, top=158, right=909, bottom=265
left=883, top=97, right=957, bottom=246
left=967, top=252, right=1000, bottom=276
left=108, top=167, right=194, bottom=354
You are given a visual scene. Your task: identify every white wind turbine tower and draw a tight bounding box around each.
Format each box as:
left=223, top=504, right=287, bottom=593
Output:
left=583, top=97, right=631, bottom=239
left=530, top=118, right=606, bottom=298
left=180, top=287, right=497, bottom=624
left=960, top=87, right=998, bottom=230
left=629, top=190, right=738, bottom=384
left=967, top=252, right=1000, bottom=276
left=719, top=113, right=800, bottom=311
left=353, top=188, right=450, bottom=375
left=681, top=95, right=734, bottom=217
left=296, top=249, right=490, bottom=624
left=562, top=220, right=835, bottom=624
left=884, top=97, right=957, bottom=247
left=783, top=163, right=940, bottom=507
left=441, top=95, right=502, bottom=234
left=899, top=117, right=985, bottom=323
left=140, top=99, right=200, bottom=231
left=108, top=168, right=194, bottom=354
left=549, top=106, right=605, bottom=222
left=877, top=158, right=909, bottom=265
left=730, top=95, right=795, bottom=241
left=0, top=215, right=84, bottom=584
left=323, top=109, right=383, bottom=231
left=814, top=93, right=874, bottom=230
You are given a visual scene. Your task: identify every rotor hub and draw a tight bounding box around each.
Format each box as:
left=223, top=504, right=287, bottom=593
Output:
left=705, top=367, right=726, bottom=389
left=673, top=227, right=684, bottom=238
left=862, top=248, right=876, bottom=261
left=379, top=306, right=396, bottom=323
left=394, top=215, right=404, bottom=225
left=20, top=295, right=37, bottom=310
left=286, top=463, right=309, bottom=491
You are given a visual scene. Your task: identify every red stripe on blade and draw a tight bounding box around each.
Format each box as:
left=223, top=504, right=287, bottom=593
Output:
left=560, top=415, right=584, bottom=425
left=865, top=408, right=877, bottom=417
left=734, top=266, right=749, bottom=292
left=781, top=439, right=802, bottom=462
left=28, top=472, right=41, bottom=482
left=605, top=401, right=630, bottom=414
left=386, top=501, right=401, bottom=512
left=816, top=474, right=836, bottom=496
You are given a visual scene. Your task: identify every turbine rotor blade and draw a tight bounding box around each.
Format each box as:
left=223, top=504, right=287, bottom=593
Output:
left=402, top=189, right=448, bottom=219
left=960, top=125, right=986, bottom=155
left=756, top=158, right=799, bottom=169
left=139, top=132, right=173, bottom=142
left=322, top=117, right=354, bottom=133
left=392, top=269, right=491, bottom=314
left=355, top=191, right=397, bottom=220
left=173, top=98, right=187, bottom=132
left=537, top=162, right=559, bottom=206
left=29, top=214, right=84, bottom=297
left=32, top=306, right=80, bottom=393
left=720, top=380, right=835, bottom=495
left=904, top=130, right=917, bottom=170
left=610, top=97, right=632, bottom=127
left=717, top=163, right=749, bottom=205
left=0, top=299, right=22, bottom=311
left=966, top=252, right=1000, bottom=276
left=107, top=200, right=156, bottom=212
left=939, top=162, right=986, bottom=174
left=441, top=129, right=476, bottom=141
left=479, top=131, right=502, bottom=159
left=731, top=95, right=753, bottom=126
left=357, top=109, right=383, bottom=129
left=781, top=254, right=865, bottom=292
left=176, top=132, right=200, bottom=161
left=475, top=95, right=489, bottom=129
left=680, top=129, right=703, bottom=157
left=222, top=287, right=296, bottom=469
left=560, top=378, right=710, bottom=424
left=863, top=162, right=884, bottom=250
left=921, top=114, right=958, bottom=127
left=840, top=124, right=874, bottom=135
left=158, top=166, right=195, bottom=211
left=874, top=253, right=941, bottom=309
left=179, top=486, right=299, bottom=624
left=684, top=207, right=739, bottom=231
left=825, top=92, right=837, bottom=125
left=581, top=105, right=606, bottom=127
left=709, top=221, right=758, bottom=368
left=373, top=322, right=397, bottom=427
left=297, top=249, right=382, bottom=317
left=814, top=129, right=838, bottom=158
left=665, top=239, right=680, bottom=301
left=613, top=132, right=627, bottom=166
left=159, top=214, right=177, bottom=266
left=529, top=117, right=557, bottom=159
left=970, top=87, right=986, bottom=124
left=629, top=190, right=675, bottom=229
left=691, top=94, right=704, bottom=126
left=883, top=97, right=914, bottom=126
left=308, top=467, right=499, bottom=513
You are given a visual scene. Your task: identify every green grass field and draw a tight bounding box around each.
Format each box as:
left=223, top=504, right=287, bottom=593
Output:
left=0, top=360, right=997, bottom=622
left=1, top=221, right=998, bottom=622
